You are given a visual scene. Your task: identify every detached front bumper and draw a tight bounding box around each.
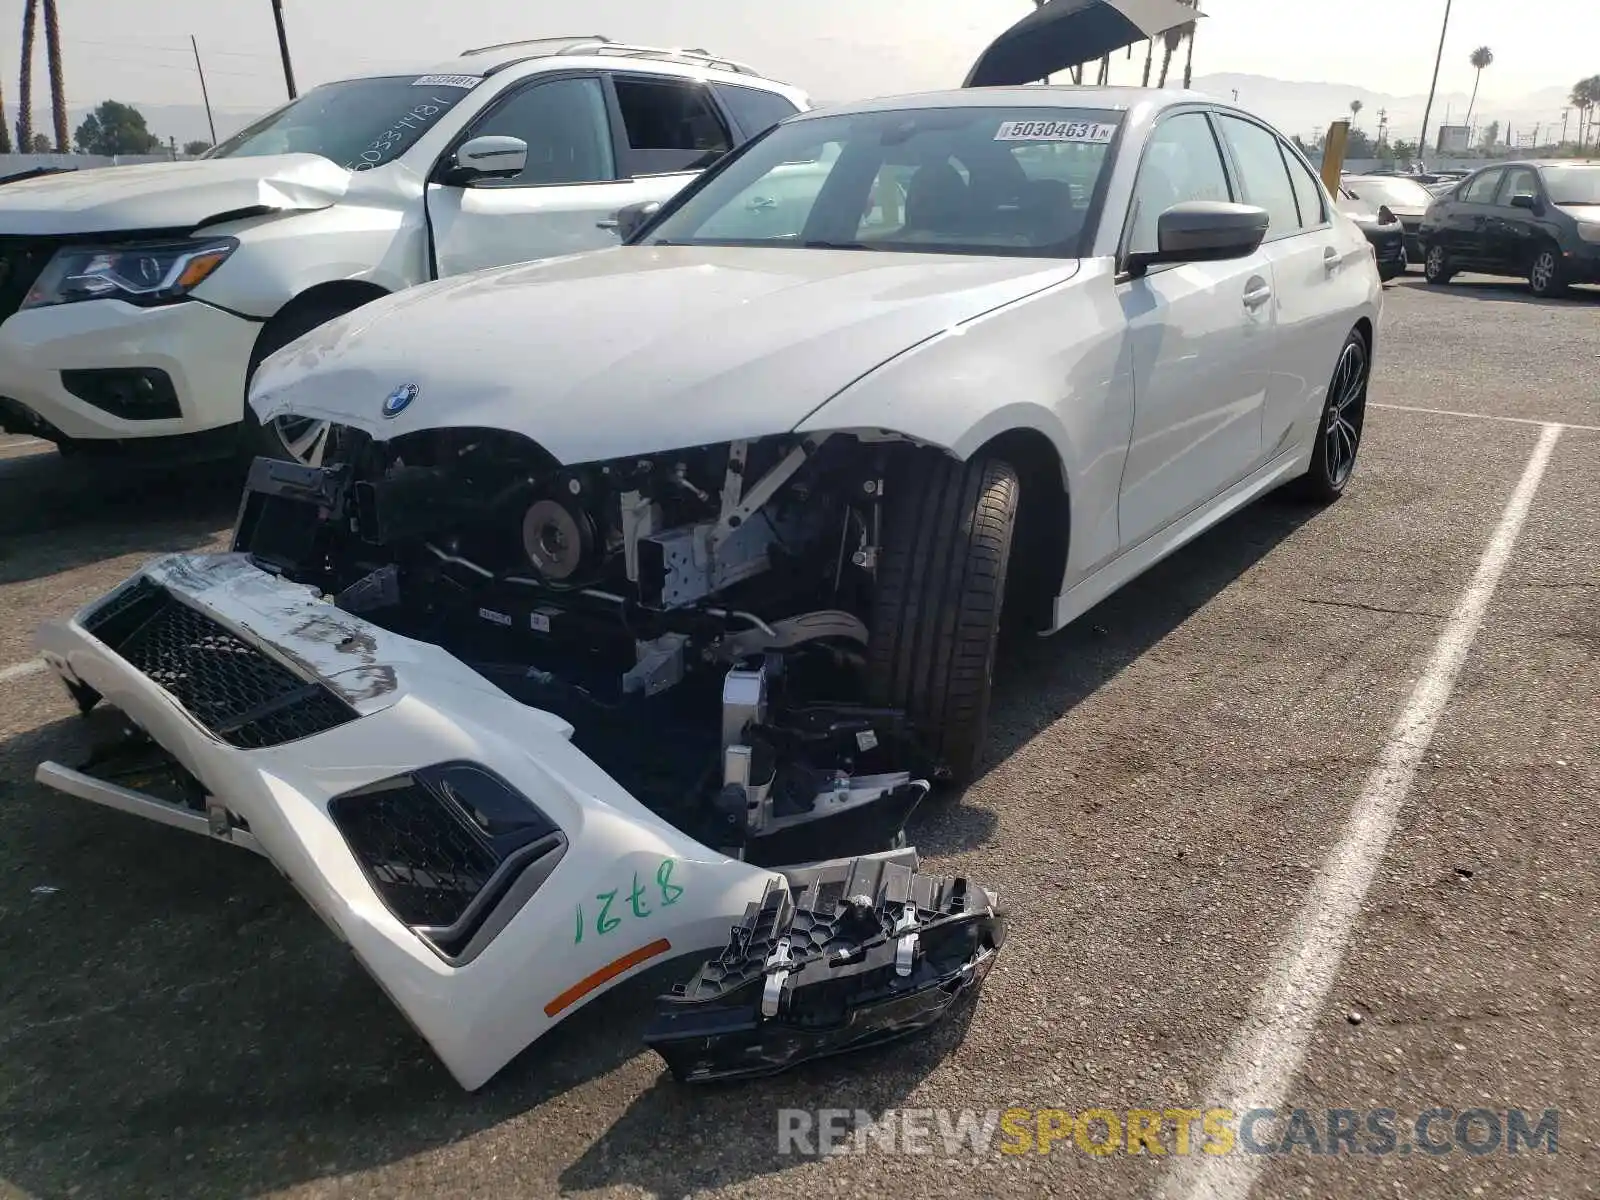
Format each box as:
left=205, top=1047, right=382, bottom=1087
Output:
left=35, top=553, right=1004, bottom=1088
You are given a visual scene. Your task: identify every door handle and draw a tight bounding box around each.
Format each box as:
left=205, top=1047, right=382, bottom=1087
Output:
left=1243, top=282, right=1273, bottom=309
left=1323, top=246, right=1341, bottom=272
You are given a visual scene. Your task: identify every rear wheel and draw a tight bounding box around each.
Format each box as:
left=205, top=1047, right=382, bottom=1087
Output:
left=1423, top=243, right=1455, bottom=285
left=1289, top=328, right=1369, bottom=504
left=1527, top=245, right=1568, bottom=299
left=865, top=452, right=1020, bottom=788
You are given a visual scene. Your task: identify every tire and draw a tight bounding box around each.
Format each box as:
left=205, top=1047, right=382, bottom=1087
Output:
left=243, top=297, right=368, bottom=464
left=1527, top=244, right=1568, bottom=299
left=1289, top=327, right=1370, bottom=505
left=1423, top=242, right=1455, bottom=285
left=865, top=452, right=1020, bottom=788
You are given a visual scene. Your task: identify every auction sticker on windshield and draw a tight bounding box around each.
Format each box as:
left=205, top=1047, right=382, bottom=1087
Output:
left=413, top=74, right=480, bottom=88
left=995, top=120, right=1116, bottom=143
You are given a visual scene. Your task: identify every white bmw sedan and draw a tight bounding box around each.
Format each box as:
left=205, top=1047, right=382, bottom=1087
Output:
left=239, top=86, right=1382, bottom=782
left=35, top=87, right=1381, bottom=1090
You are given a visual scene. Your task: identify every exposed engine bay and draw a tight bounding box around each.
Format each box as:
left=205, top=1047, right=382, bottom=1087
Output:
left=233, top=424, right=931, bottom=867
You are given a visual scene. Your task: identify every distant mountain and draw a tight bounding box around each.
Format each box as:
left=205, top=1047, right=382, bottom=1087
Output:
left=1191, top=73, right=1577, bottom=146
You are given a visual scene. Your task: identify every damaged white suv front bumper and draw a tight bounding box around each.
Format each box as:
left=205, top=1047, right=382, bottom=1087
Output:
left=34, top=552, right=1004, bottom=1088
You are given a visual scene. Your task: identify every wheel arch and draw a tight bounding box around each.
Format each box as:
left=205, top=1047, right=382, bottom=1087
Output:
left=248, top=280, right=393, bottom=375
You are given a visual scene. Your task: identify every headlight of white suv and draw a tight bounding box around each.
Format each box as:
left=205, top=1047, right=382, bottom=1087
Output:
left=22, top=237, right=238, bottom=310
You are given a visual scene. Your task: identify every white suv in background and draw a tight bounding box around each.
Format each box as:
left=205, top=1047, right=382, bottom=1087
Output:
left=0, top=36, right=808, bottom=463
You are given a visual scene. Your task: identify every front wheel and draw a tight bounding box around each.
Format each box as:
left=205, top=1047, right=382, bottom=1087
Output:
left=1528, top=245, right=1568, bottom=299
left=243, top=297, right=373, bottom=465
left=1289, top=328, right=1370, bottom=505
left=1423, top=243, right=1455, bottom=285
left=865, top=452, right=1020, bottom=788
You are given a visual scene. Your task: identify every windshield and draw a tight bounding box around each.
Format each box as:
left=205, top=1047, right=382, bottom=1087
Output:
left=1344, top=176, right=1433, bottom=209
left=1544, top=165, right=1600, bottom=205
left=644, top=106, right=1124, bottom=257
left=209, top=74, right=479, bottom=170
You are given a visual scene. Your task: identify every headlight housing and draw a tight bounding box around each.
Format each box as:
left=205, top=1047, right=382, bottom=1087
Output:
left=22, top=237, right=238, bottom=310
left=1577, top=222, right=1600, bottom=245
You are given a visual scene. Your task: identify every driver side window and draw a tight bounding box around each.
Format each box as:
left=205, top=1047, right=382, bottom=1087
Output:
left=1125, top=112, right=1232, bottom=256
left=460, top=76, right=616, bottom=187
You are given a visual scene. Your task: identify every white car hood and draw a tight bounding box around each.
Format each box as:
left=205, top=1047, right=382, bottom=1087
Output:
left=0, top=153, right=350, bottom=235
left=250, top=244, right=1080, bottom=464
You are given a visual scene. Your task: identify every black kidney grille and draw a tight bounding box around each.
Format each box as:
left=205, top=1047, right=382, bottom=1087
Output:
left=329, top=779, right=499, bottom=929
left=84, top=580, right=358, bottom=748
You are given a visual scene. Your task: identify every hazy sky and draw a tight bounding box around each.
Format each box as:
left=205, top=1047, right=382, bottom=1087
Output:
left=1, top=0, right=1591, bottom=114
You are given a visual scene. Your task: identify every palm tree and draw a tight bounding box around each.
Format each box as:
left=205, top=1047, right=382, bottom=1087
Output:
left=1464, top=46, right=1493, bottom=126
left=1142, top=37, right=1155, bottom=86
left=1349, top=99, right=1363, bottom=128
left=42, top=0, right=66, bottom=152
left=17, top=0, right=36, bottom=152
left=1157, top=25, right=1181, bottom=86
left=1182, top=2, right=1200, bottom=88
left=1573, top=76, right=1600, bottom=151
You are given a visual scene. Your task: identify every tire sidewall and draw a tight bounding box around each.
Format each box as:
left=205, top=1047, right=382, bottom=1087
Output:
left=1302, top=329, right=1369, bottom=502
left=1528, top=247, right=1562, bottom=297
left=1424, top=244, right=1450, bottom=283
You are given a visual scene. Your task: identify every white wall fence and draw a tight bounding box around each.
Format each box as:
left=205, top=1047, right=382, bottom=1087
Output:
left=2, top=152, right=178, bottom=175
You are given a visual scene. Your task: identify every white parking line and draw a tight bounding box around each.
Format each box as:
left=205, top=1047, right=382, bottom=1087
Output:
left=1157, top=421, right=1564, bottom=1200
left=1372, top=402, right=1600, bottom=433
left=0, top=658, right=47, bottom=683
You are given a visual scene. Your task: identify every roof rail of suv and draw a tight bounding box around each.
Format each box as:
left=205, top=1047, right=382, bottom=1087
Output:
left=459, top=35, right=613, bottom=57
left=463, top=35, right=760, bottom=78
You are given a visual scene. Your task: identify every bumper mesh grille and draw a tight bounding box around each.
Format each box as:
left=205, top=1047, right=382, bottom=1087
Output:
left=329, top=779, right=499, bottom=929
left=83, top=578, right=358, bottom=748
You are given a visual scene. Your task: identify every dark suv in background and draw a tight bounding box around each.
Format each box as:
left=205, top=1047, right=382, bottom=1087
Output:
left=1418, top=161, right=1600, bottom=298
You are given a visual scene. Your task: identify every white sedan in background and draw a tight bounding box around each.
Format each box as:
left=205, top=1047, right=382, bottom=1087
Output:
left=35, top=86, right=1380, bottom=1092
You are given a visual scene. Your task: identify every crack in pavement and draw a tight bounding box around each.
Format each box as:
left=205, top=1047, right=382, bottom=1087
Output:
left=1295, top=597, right=1448, bottom=619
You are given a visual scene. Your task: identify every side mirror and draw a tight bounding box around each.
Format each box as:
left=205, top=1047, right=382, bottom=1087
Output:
left=1126, top=201, right=1270, bottom=277
left=442, top=135, right=528, bottom=186
left=1509, top=193, right=1538, bottom=211
left=606, top=200, right=662, bottom=242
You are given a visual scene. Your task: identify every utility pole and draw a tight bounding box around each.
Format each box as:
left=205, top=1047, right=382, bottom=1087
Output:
left=1417, top=0, right=1452, bottom=164
left=271, top=0, right=298, bottom=99
left=191, top=35, right=217, bottom=145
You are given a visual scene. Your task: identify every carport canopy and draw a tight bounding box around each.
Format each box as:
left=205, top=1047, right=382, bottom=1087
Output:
left=964, top=0, right=1203, bottom=87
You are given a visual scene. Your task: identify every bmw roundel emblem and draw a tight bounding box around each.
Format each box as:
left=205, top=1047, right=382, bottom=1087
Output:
left=381, top=383, right=418, bottom=418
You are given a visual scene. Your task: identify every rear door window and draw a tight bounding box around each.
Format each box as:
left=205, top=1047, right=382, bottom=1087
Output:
left=1460, top=169, right=1504, bottom=204
left=1214, top=114, right=1302, bottom=238
left=611, top=75, right=733, bottom=175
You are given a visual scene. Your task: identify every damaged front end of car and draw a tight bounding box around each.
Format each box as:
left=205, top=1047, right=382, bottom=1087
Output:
left=33, top=421, right=1006, bottom=1088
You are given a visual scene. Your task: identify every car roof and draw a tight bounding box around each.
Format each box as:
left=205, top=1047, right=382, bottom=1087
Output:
left=329, top=36, right=795, bottom=90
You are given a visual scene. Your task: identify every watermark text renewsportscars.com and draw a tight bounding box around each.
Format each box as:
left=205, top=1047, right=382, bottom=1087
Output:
left=777, top=1106, right=1560, bottom=1158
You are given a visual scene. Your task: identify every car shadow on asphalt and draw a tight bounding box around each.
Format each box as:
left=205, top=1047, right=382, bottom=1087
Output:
left=968, top=488, right=1326, bottom=803
left=0, top=450, right=241, bottom=583
left=1395, top=275, right=1600, bottom=306
left=0, top=487, right=1319, bottom=1199
left=0, top=711, right=699, bottom=1199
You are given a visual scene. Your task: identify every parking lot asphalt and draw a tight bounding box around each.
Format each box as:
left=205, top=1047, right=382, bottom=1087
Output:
left=0, top=274, right=1595, bottom=1200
